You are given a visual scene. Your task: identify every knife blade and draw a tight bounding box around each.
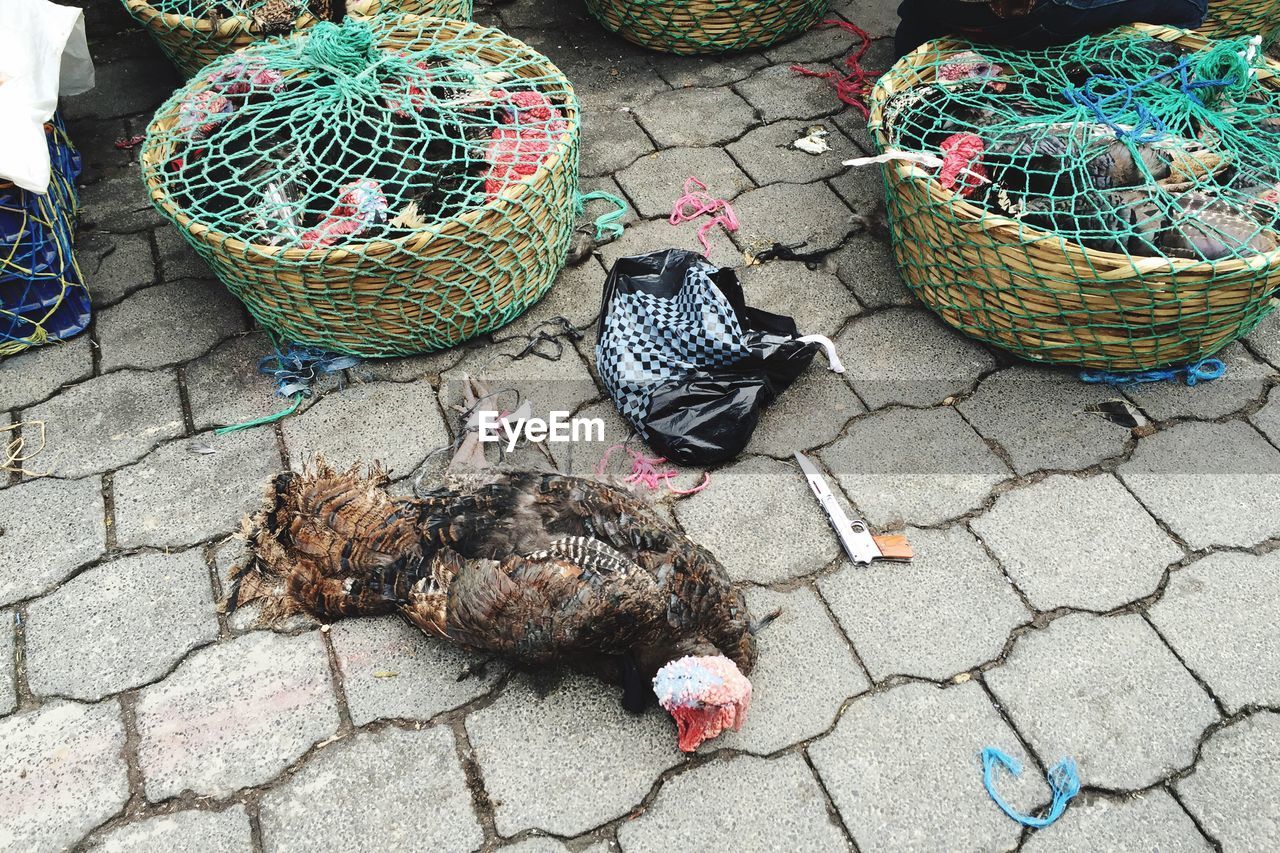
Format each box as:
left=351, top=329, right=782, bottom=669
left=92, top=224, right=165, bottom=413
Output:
left=794, top=451, right=883, bottom=564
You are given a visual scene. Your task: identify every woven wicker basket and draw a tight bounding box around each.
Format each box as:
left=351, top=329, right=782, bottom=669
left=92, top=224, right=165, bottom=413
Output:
left=141, top=16, right=580, bottom=357
left=123, top=0, right=474, bottom=78
left=1200, top=0, right=1280, bottom=39
left=868, top=24, right=1280, bottom=371
left=584, top=0, right=829, bottom=54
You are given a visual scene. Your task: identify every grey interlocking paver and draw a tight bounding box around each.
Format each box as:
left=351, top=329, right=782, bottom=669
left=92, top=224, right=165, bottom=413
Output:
left=0, top=335, right=92, bottom=411
left=597, top=213, right=742, bottom=271
left=259, top=726, right=483, bottom=853
left=1020, top=789, right=1210, bottom=853
left=499, top=258, right=607, bottom=339
left=87, top=807, right=253, bottom=853
left=1250, top=385, right=1280, bottom=446
left=826, top=235, right=913, bottom=308
left=820, top=406, right=1010, bottom=527
left=1117, top=420, right=1280, bottom=549
left=1176, top=713, right=1280, bottom=852
left=986, top=613, right=1219, bottom=789
left=80, top=230, right=156, bottom=306
left=96, top=280, right=246, bottom=372
left=828, top=2, right=901, bottom=38
left=727, top=121, right=861, bottom=186
left=764, top=21, right=863, bottom=63
left=112, top=429, right=279, bottom=548
left=958, top=367, right=1133, bottom=475
left=22, top=368, right=184, bottom=479
left=716, top=586, right=868, bottom=754
left=738, top=260, right=861, bottom=333
left=0, top=700, right=130, bottom=853
left=1245, top=309, right=1280, bottom=369
left=615, top=147, right=753, bottom=218
left=466, top=672, right=682, bottom=836
left=62, top=55, right=178, bottom=120
left=820, top=526, right=1028, bottom=680
left=809, top=681, right=1045, bottom=853
left=0, top=611, right=14, bottom=715
left=282, top=380, right=450, bottom=477
left=735, top=64, right=840, bottom=122
left=580, top=109, right=657, bottom=178
left=79, top=169, right=167, bottom=233
left=0, top=476, right=105, bottom=607
left=676, top=455, right=839, bottom=583
left=837, top=307, right=996, bottom=409
left=749, top=365, right=866, bottom=457
left=634, top=87, right=757, bottom=148
left=829, top=155, right=892, bottom=221
left=650, top=52, right=768, bottom=88
left=970, top=474, right=1181, bottom=611
left=330, top=617, right=504, bottom=726
left=155, top=227, right=212, bottom=282
left=135, top=630, right=340, bottom=800
left=620, top=753, right=849, bottom=852
left=184, top=332, right=306, bottom=432
left=1149, top=550, right=1280, bottom=713
left=1122, top=343, right=1274, bottom=422
left=730, top=181, right=857, bottom=255
left=25, top=549, right=217, bottom=701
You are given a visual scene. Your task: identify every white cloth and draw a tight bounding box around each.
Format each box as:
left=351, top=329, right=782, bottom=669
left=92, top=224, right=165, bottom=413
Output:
left=0, top=0, right=95, bottom=193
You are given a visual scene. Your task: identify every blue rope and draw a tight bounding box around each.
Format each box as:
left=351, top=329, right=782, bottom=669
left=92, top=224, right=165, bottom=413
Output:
left=258, top=344, right=361, bottom=398
left=1079, top=357, right=1226, bottom=387
left=981, top=747, right=1081, bottom=829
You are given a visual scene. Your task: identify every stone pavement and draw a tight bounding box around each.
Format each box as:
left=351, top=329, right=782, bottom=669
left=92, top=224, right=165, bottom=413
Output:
left=2, top=0, right=1279, bottom=850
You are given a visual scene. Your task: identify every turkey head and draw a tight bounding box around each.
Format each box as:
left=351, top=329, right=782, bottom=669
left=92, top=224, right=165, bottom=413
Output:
left=653, top=655, right=752, bottom=752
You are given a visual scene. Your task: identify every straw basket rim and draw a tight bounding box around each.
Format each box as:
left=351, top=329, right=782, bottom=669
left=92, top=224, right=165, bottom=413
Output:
left=867, top=23, right=1280, bottom=278
left=584, top=0, right=830, bottom=54
left=140, top=14, right=579, bottom=266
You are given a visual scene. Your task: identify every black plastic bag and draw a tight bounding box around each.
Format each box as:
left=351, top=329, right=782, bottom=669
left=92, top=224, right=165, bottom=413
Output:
left=596, top=249, right=835, bottom=466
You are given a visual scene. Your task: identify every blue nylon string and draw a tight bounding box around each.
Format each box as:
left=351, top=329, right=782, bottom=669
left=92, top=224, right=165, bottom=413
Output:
left=258, top=344, right=361, bottom=398
left=1079, top=357, right=1226, bottom=387
left=981, top=747, right=1081, bottom=829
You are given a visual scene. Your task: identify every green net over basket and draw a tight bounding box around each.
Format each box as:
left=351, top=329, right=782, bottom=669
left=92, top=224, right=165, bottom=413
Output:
left=1200, top=0, right=1280, bottom=41
left=867, top=25, right=1280, bottom=371
left=584, top=0, right=829, bottom=54
left=140, top=16, right=580, bottom=357
left=123, top=0, right=474, bottom=77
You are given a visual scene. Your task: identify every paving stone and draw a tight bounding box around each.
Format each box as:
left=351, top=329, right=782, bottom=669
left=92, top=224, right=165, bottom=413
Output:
left=649, top=52, right=769, bottom=89
left=546, top=398, right=640, bottom=479
left=259, top=726, right=483, bottom=853
left=749, top=364, right=866, bottom=457
left=65, top=117, right=133, bottom=186
left=1021, top=789, right=1210, bottom=853
left=735, top=64, right=840, bottom=123
left=466, top=671, right=682, bottom=836
left=26, top=549, right=218, bottom=701
left=87, top=807, right=252, bottom=853
left=829, top=159, right=892, bottom=223
left=154, top=227, right=212, bottom=282
left=1117, top=420, right=1280, bottom=549
left=0, top=476, right=105, bottom=607
left=731, top=181, right=856, bottom=255
left=728, top=121, right=861, bottom=186
left=79, top=169, right=167, bottom=234
left=580, top=108, right=656, bottom=177
left=1148, top=550, right=1280, bottom=713
left=561, top=51, right=670, bottom=113
left=1176, top=713, right=1280, bottom=852
left=282, top=380, right=450, bottom=479
left=1122, top=344, right=1274, bottom=421
left=714, top=587, right=867, bottom=755
left=330, top=617, right=504, bottom=726
left=764, top=22, right=863, bottom=64
left=620, top=753, right=847, bottom=852
left=986, top=613, right=1219, bottom=789
left=63, top=56, right=180, bottom=120
left=112, top=429, right=280, bottom=548
left=26, top=369, right=185, bottom=481
left=828, top=2, right=901, bottom=38
left=738, top=260, right=861, bottom=335
left=971, top=474, right=1181, bottom=611
left=135, top=631, right=340, bottom=800
left=80, top=230, right=157, bottom=307
left=1245, top=308, right=1280, bottom=369
left=958, top=367, right=1134, bottom=475
left=1248, top=385, right=1280, bottom=446
left=837, top=308, right=995, bottom=409
left=810, top=681, right=1045, bottom=853
left=820, top=526, right=1028, bottom=680
left=598, top=214, right=742, bottom=271
left=0, top=611, right=13, bottom=715
left=825, top=235, right=914, bottom=309
left=676, top=455, right=839, bottom=583
left=0, top=335, right=93, bottom=411
left=184, top=333, right=301, bottom=432
left=96, top=280, right=246, bottom=372
left=615, top=148, right=753, bottom=219
left=0, top=700, right=130, bottom=853
left=634, top=86, right=757, bottom=148
left=819, top=406, right=1010, bottom=527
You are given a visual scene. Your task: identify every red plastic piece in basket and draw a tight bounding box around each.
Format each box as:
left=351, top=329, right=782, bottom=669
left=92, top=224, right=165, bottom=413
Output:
left=939, top=133, right=987, bottom=198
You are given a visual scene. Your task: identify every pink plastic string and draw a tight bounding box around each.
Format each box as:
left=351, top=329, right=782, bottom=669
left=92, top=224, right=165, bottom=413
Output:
left=595, top=444, right=711, bottom=496
left=669, top=176, right=739, bottom=256
left=790, top=20, right=879, bottom=119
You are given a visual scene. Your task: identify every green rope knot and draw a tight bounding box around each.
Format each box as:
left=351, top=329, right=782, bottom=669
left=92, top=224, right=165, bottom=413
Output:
left=301, top=19, right=379, bottom=77
left=1191, top=41, right=1256, bottom=106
